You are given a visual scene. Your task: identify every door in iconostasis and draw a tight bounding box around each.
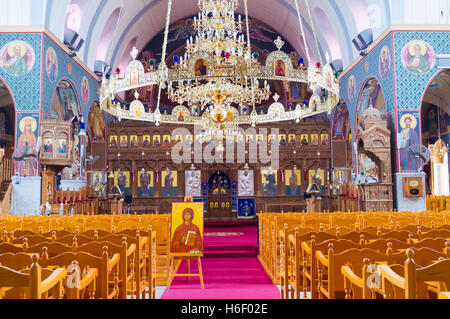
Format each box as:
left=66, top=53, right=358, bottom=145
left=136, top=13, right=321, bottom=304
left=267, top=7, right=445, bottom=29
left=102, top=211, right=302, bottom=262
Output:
left=207, top=171, right=232, bottom=220
left=420, top=70, right=450, bottom=194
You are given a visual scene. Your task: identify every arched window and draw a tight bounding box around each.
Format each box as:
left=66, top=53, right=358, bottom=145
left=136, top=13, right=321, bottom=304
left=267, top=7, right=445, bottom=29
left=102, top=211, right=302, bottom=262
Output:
left=95, top=8, right=122, bottom=62
left=118, top=37, right=138, bottom=72
left=65, top=0, right=88, bottom=32
left=313, top=7, right=343, bottom=60
left=348, top=0, right=371, bottom=33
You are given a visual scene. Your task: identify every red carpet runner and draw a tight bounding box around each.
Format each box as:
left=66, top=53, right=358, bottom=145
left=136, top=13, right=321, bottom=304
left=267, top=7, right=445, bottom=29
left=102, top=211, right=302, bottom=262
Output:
left=161, top=225, right=280, bottom=299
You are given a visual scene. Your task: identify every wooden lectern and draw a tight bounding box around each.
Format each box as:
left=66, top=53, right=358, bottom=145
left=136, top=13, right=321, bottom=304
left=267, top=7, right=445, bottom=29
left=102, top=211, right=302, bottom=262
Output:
left=306, top=183, right=322, bottom=213
left=108, top=198, right=123, bottom=215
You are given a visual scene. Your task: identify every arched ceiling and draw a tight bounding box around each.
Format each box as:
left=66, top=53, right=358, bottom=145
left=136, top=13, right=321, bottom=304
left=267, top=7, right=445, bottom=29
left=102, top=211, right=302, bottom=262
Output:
left=2, top=0, right=448, bottom=76
left=42, top=0, right=397, bottom=71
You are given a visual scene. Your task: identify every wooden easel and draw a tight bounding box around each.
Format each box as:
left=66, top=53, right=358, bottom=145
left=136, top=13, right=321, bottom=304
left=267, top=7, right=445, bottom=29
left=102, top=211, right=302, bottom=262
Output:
left=167, top=252, right=204, bottom=289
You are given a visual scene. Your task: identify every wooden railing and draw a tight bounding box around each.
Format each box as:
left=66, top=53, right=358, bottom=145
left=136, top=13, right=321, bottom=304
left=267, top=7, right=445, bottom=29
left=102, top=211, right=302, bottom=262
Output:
left=0, top=182, right=12, bottom=218
left=0, top=147, right=14, bottom=184
left=0, top=147, right=14, bottom=218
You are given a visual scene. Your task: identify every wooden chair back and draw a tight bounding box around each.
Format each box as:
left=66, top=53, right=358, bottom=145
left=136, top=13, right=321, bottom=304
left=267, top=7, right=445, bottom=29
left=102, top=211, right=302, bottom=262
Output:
left=0, top=254, right=66, bottom=299
left=379, top=249, right=450, bottom=299
left=41, top=248, right=120, bottom=299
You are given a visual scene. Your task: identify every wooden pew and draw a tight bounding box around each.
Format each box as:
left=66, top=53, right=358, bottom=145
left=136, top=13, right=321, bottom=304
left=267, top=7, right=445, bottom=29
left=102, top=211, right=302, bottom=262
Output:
left=341, top=247, right=448, bottom=299
left=0, top=254, right=66, bottom=299
left=379, top=249, right=450, bottom=299
left=41, top=248, right=119, bottom=299
left=315, top=245, right=403, bottom=299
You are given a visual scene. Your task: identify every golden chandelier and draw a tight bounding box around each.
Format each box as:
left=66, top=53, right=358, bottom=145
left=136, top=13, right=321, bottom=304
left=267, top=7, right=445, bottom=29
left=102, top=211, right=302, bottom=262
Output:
left=98, top=0, right=340, bottom=131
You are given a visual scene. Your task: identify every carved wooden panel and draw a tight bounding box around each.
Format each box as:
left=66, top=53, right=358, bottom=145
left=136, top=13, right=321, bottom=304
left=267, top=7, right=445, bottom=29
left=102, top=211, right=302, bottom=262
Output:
left=40, top=120, right=74, bottom=167
left=105, top=120, right=333, bottom=219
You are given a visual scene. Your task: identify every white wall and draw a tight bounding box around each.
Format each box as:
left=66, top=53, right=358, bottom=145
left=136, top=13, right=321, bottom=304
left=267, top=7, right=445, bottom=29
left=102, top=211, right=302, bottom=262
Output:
left=403, top=0, right=450, bottom=24
left=0, top=0, right=31, bottom=25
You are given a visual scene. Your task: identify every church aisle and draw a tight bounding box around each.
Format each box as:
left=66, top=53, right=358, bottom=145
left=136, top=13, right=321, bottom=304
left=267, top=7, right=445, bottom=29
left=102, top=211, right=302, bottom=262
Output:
left=161, top=224, right=280, bottom=299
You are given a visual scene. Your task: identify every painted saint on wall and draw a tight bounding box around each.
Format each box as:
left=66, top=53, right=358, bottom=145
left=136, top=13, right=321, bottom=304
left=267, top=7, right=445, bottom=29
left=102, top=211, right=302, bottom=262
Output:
left=114, top=171, right=130, bottom=196
left=46, top=47, right=58, bottom=81
left=120, top=136, right=128, bottom=147
left=14, top=115, right=39, bottom=177
left=0, top=41, right=35, bottom=76
left=54, top=80, right=80, bottom=121
left=309, top=169, right=325, bottom=188
left=310, top=134, right=319, bottom=146
left=348, top=75, right=356, bottom=102
left=261, top=170, right=277, bottom=196
left=332, top=101, right=350, bottom=141
left=130, top=135, right=138, bottom=148
left=143, top=135, right=151, bottom=147
left=138, top=170, right=154, bottom=197
left=81, top=77, right=89, bottom=104
left=378, top=46, right=390, bottom=80
left=162, top=169, right=178, bottom=197
left=401, top=40, right=436, bottom=75
left=110, top=136, right=118, bottom=148
left=285, top=170, right=301, bottom=196
left=88, top=102, right=105, bottom=141
left=91, top=171, right=106, bottom=198
left=321, top=134, right=329, bottom=146
left=398, top=113, right=421, bottom=171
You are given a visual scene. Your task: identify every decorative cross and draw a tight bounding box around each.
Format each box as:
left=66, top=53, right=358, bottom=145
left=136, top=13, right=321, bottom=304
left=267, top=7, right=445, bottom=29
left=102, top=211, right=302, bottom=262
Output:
left=130, top=47, right=139, bottom=60
left=274, top=36, right=285, bottom=51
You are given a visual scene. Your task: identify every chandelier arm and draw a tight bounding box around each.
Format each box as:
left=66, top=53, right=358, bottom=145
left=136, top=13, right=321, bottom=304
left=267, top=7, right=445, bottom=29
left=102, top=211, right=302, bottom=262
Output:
left=294, top=0, right=311, bottom=64
left=305, top=0, right=322, bottom=65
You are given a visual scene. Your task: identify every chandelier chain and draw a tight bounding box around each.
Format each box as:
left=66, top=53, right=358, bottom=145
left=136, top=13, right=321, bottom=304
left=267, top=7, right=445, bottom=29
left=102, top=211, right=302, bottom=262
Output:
left=243, top=0, right=255, bottom=112
left=156, top=0, right=174, bottom=112
left=305, top=0, right=322, bottom=65
left=294, top=0, right=310, bottom=64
